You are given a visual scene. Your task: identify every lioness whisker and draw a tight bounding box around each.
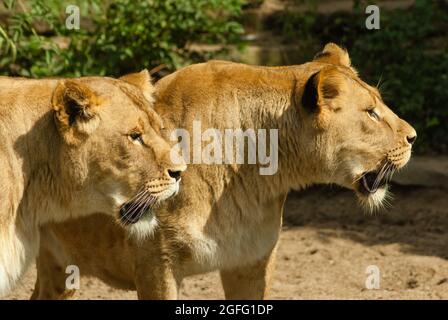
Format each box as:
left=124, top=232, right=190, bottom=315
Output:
left=373, top=161, right=389, bottom=190
left=135, top=195, right=157, bottom=220
left=124, top=195, right=158, bottom=224
left=127, top=187, right=148, bottom=203
left=121, top=192, right=159, bottom=224
left=122, top=192, right=151, bottom=220
left=122, top=191, right=150, bottom=216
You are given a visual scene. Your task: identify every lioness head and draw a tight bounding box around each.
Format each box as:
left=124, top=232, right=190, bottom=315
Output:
left=52, top=70, right=186, bottom=233
left=299, top=43, right=416, bottom=210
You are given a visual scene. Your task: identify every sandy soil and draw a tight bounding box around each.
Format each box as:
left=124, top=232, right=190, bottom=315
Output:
left=5, top=184, right=448, bottom=300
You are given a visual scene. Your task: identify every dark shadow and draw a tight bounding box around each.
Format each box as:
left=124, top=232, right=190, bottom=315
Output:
left=283, top=183, right=448, bottom=260
left=9, top=110, right=60, bottom=240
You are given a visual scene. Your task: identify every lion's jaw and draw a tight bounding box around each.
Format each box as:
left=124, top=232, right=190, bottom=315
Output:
left=351, top=145, right=413, bottom=211
left=109, top=177, right=182, bottom=240
left=112, top=180, right=180, bottom=242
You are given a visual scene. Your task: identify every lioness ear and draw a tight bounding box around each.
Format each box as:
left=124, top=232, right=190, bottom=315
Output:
left=52, top=80, right=102, bottom=143
left=313, top=43, right=351, bottom=68
left=301, top=69, right=340, bottom=113
left=119, top=69, right=155, bottom=103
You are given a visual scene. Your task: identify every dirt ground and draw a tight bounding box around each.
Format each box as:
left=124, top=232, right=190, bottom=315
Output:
left=5, top=184, right=448, bottom=300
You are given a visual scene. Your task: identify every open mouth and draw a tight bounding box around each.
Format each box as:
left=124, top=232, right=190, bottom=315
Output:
left=119, top=194, right=157, bottom=225
left=118, top=181, right=180, bottom=225
left=358, top=162, right=396, bottom=195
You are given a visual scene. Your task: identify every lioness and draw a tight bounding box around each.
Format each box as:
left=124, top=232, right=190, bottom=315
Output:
left=33, top=44, right=416, bottom=299
left=0, top=70, right=186, bottom=297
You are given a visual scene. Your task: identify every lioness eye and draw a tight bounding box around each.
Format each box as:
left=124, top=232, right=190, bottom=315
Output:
left=129, top=132, right=143, bottom=144
left=367, top=109, right=380, bottom=121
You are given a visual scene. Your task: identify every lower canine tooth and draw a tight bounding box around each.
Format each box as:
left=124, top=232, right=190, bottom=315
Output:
left=363, top=177, right=371, bottom=192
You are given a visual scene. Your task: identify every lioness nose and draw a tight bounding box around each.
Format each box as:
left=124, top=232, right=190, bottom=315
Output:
left=168, top=169, right=182, bottom=181
left=400, top=119, right=417, bottom=146
left=406, top=134, right=417, bottom=145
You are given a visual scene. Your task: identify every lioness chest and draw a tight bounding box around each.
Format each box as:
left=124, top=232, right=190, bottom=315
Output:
left=176, top=195, right=284, bottom=276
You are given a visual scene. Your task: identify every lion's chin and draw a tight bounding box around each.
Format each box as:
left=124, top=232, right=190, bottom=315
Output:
left=117, top=182, right=180, bottom=240
left=349, top=160, right=396, bottom=212
left=356, top=185, right=389, bottom=213
left=125, top=212, right=159, bottom=242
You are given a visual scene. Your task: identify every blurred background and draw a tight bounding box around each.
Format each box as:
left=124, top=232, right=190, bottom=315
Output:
left=2, top=0, right=448, bottom=299
left=0, top=0, right=447, bottom=153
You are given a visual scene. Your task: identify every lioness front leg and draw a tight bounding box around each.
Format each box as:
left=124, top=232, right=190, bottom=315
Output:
left=220, top=243, right=278, bottom=300
left=135, top=263, right=179, bottom=300
left=31, top=234, right=74, bottom=300
left=134, top=237, right=180, bottom=300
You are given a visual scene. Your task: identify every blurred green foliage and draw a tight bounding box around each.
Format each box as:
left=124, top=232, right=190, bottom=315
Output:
left=0, top=0, right=244, bottom=77
left=270, top=0, right=448, bottom=153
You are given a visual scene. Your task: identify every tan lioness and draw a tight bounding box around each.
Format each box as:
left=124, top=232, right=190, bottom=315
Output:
left=33, top=44, right=416, bottom=299
left=0, top=70, right=186, bottom=297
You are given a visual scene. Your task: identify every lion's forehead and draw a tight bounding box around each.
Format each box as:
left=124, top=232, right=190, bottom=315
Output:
left=81, top=78, right=162, bottom=128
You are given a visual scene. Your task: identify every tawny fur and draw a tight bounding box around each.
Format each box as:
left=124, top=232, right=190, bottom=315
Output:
left=0, top=71, right=185, bottom=296
left=32, top=44, right=416, bottom=300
